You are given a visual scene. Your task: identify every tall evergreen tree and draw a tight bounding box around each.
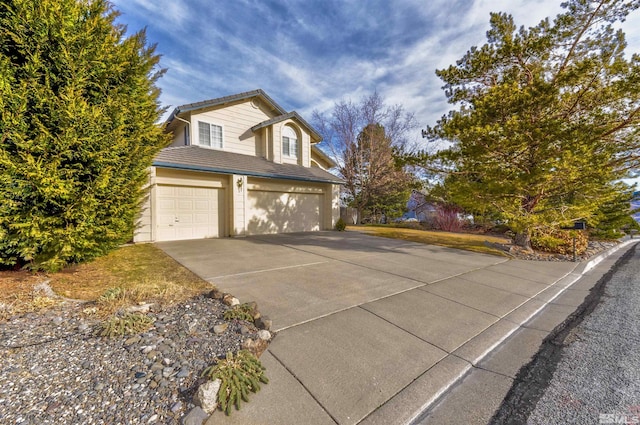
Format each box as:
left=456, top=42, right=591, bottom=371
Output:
left=424, top=0, right=640, bottom=248
left=0, top=0, right=168, bottom=271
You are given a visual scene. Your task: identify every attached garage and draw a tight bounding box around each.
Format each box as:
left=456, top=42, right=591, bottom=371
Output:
left=133, top=146, right=343, bottom=243
left=156, top=185, right=225, bottom=241
left=246, top=190, right=322, bottom=235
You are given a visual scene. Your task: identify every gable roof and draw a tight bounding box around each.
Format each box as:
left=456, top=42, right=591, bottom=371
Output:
left=251, top=111, right=322, bottom=143
left=164, top=89, right=287, bottom=128
left=311, top=145, right=336, bottom=168
left=154, top=146, right=344, bottom=185
left=164, top=89, right=325, bottom=143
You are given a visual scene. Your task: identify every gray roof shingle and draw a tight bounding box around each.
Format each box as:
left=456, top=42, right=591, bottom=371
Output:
left=165, top=89, right=287, bottom=127
left=154, top=146, right=344, bottom=185
left=251, top=111, right=322, bottom=142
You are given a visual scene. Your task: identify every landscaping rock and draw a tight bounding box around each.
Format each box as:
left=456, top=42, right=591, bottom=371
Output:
left=0, top=293, right=264, bottom=424
left=487, top=240, right=618, bottom=262
left=257, top=330, right=271, bottom=341
left=124, top=335, right=142, bottom=346
left=171, top=401, right=183, bottom=413
left=222, top=294, right=240, bottom=307
left=126, top=303, right=155, bottom=314
left=213, top=323, right=228, bottom=335
left=193, top=379, right=221, bottom=414
left=33, top=280, right=58, bottom=298
left=181, top=406, right=209, bottom=425
left=255, top=316, right=272, bottom=331
left=242, top=338, right=269, bottom=357
left=206, top=289, right=224, bottom=300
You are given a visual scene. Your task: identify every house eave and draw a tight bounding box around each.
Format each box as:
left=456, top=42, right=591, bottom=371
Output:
left=153, top=161, right=344, bottom=185
left=164, top=89, right=288, bottom=130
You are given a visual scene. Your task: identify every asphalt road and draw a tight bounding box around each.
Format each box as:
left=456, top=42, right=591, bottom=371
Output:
left=491, top=242, right=640, bottom=424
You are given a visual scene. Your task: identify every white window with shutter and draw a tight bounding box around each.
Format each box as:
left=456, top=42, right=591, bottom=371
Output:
left=197, top=121, right=223, bottom=149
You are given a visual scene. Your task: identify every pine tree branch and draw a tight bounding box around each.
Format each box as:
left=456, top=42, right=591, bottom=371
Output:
left=553, top=0, right=606, bottom=82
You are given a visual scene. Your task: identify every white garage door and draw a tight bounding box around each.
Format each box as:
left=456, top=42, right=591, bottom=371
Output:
left=156, top=185, right=224, bottom=241
left=246, top=191, right=322, bottom=235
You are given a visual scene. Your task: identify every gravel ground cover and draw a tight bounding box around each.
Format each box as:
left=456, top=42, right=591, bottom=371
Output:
left=494, top=240, right=619, bottom=261
left=0, top=293, right=259, bottom=424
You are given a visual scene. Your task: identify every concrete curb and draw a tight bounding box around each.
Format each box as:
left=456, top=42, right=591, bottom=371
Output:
left=399, top=239, right=639, bottom=425
left=574, top=238, right=638, bottom=275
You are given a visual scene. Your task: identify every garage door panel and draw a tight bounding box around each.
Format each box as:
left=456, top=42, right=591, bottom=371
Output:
left=156, top=185, right=225, bottom=241
left=175, top=213, right=194, bottom=224
left=194, top=200, right=210, bottom=210
left=157, top=213, right=176, bottom=226
left=175, top=186, right=193, bottom=197
left=177, top=200, right=193, bottom=210
left=193, top=213, right=211, bottom=224
left=247, top=190, right=321, bottom=235
left=193, top=188, right=211, bottom=197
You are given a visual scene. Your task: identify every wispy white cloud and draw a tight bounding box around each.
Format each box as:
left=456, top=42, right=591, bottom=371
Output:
left=115, top=0, right=192, bottom=31
left=111, top=0, right=640, bottom=130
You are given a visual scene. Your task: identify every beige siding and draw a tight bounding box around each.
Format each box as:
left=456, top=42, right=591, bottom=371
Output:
left=155, top=168, right=227, bottom=188
left=231, top=174, right=247, bottom=236
left=169, top=121, right=188, bottom=147
left=272, top=124, right=282, bottom=164
left=133, top=191, right=152, bottom=242
left=247, top=178, right=325, bottom=194
left=276, top=120, right=312, bottom=167
left=327, top=183, right=341, bottom=229
left=311, top=150, right=333, bottom=170
left=133, top=168, right=156, bottom=243
left=191, top=99, right=278, bottom=157
left=301, top=132, right=311, bottom=167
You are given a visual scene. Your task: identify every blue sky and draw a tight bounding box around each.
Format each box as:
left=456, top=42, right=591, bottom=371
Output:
left=110, top=1, right=637, bottom=123
left=111, top=0, right=639, bottom=184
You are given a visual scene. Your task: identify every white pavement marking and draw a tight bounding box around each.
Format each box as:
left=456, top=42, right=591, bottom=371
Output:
left=205, top=261, right=328, bottom=280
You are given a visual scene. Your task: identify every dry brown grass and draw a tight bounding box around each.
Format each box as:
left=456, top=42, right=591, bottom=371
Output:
left=0, top=244, right=213, bottom=319
left=351, top=225, right=511, bottom=256
left=0, top=271, right=59, bottom=320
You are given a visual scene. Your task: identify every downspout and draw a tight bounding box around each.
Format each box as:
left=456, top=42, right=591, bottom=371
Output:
left=174, top=112, right=191, bottom=145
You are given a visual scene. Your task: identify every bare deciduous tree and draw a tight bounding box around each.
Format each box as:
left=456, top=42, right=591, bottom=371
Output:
left=313, top=92, right=418, bottom=223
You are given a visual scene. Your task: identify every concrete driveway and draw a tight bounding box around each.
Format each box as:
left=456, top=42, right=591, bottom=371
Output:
left=158, top=231, right=509, bottom=331
left=158, top=231, right=583, bottom=425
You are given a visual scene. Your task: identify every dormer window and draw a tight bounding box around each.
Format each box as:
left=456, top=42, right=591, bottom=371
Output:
left=282, top=126, right=298, bottom=158
left=198, top=121, right=223, bottom=149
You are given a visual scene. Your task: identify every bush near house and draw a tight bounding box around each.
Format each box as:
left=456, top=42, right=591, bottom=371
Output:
left=531, top=228, right=588, bottom=256
left=0, top=0, right=168, bottom=271
left=433, top=204, right=465, bottom=232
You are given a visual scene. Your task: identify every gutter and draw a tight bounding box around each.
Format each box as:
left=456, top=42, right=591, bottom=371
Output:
left=173, top=113, right=191, bottom=144
left=152, top=161, right=345, bottom=185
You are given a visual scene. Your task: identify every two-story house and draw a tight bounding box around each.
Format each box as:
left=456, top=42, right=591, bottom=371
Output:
left=134, top=89, right=343, bottom=243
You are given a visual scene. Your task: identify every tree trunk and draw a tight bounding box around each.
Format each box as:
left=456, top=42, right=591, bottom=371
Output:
left=514, top=230, right=532, bottom=251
